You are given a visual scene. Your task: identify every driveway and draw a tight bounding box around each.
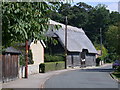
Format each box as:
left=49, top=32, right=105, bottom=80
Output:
left=45, top=64, right=119, bottom=89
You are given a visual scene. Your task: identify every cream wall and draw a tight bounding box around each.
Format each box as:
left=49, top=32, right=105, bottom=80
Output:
left=30, top=40, right=44, bottom=65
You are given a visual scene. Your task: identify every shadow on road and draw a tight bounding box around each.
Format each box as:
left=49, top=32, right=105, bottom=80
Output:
left=79, top=68, right=114, bottom=72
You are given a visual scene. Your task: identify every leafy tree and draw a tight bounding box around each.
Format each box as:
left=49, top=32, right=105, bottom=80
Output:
left=49, top=3, right=111, bottom=44
left=109, top=11, right=120, bottom=26
left=48, top=2, right=120, bottom=63
left=85, top=4, right=110, bottom=43
left=2, top=2, right=53, bottom=47
left=95, top=43, right=108, bottom=61
left=58, top=3, right=72, bottom=16
left=2, top=2, right=54, bottom=78
left=2, top=1, right=72, bottom=78
left=75, top=2, right=93, bottom=12
left=105, top=25, right=120, bottom=59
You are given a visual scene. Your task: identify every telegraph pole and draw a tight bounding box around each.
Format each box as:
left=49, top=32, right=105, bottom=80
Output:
left=65, top=16, right=68, bottom=69
left=100, top=28, right=102, bottom=56
left=25, top=40, right=28, bottom=78
left=100, top=28, right=103, bottom=65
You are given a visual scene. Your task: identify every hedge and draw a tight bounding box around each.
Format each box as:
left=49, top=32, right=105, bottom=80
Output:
left=44, top=54, right=65, bottom=62
left=39, top=61, right=65, bottom=73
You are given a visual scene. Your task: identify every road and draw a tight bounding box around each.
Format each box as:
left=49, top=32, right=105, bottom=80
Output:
left=45, top=64, right=119, bottom=89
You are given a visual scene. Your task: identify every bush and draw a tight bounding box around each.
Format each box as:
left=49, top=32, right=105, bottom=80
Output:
left=19, top=50, right=34, bottom=66
left=28, top=50, right=34, bottom=64
left=39, top=63, right=45, bottom=73
left=19, top=55, right=25, bottom=66
left=96, top=57, right=101, bottom=66
left=117, top=66, right=120, bottom=72
left=39, top=61, right=65, bottom=73
left=95, top=44, right=108, bottom=62
left=44, top=54, right=65, bottom=62
left=107, top=53, right=118, bottom=62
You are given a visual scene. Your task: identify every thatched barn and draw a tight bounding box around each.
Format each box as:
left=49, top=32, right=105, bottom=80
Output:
left=46, top=20, right=97, bottom=68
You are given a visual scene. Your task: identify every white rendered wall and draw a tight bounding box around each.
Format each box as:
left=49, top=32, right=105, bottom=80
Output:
left=30, top=40, right=44, bottom=65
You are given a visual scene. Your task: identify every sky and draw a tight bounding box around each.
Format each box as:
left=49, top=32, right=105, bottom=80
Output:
left=71, top=0, right=120, bottom=12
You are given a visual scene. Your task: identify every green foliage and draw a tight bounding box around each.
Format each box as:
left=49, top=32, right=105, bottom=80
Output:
left=2, top=1, right=120, bottom=63
left=101, top=46, right=108, bottom=60
left=28, top=50, right=34, bottom=64
left=2, top=2, right=61, bottom=47
left=44, top=54, right=65, bottom=62
left=95, top=44, right=108, bottom=61
left=117, top=66, right=120, bottom=72
left=106, top=25, right=118, bottom=50
left=109, top=11, right=120, bottom=26
left=48, top=2, right=120, bottom=62
left=39, top=63, right=45, bottom=73
left=106, top=25, right=120, bottom=59
left=19, top=55, right=25, bottom=66
left=19, top=50, right=34, bottom=66
left=49, top=3, right=111, bottom=43
left=39, top=61, right=65, bottom=73
left=96, top=57, right=101, bottom=66
left=112, top=71, right=120, bottom=79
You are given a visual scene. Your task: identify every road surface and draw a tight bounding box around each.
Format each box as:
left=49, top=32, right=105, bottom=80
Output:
left=45, top=64, right=119, bottom=89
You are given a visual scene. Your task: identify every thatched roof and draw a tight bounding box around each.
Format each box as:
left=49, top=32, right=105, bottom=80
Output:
left=46, top=20, right=97, bottom=54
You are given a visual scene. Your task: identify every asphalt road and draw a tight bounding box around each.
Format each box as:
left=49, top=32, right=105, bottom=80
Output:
left=45, top=64, right=119, bottom=88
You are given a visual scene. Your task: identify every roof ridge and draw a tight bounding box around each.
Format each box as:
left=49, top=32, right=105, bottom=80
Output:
left=49, top=20, right=85, bottom=33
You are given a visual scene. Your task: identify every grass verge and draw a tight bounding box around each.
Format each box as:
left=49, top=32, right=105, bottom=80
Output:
left=111, top=71, right=120, bottom=82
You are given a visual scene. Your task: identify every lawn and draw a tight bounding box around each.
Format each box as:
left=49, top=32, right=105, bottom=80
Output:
left=111, top=72, right=120, bottom=82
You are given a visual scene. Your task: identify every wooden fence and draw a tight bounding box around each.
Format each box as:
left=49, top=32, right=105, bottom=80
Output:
left=2, top=54, right=19, bottom=82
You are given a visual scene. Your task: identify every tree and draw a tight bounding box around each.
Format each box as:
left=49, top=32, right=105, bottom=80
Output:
left=105, top=25, right=120, bottom=60
left=2, top=1, right=72, bottom=78
left=85, top=4, right=110, bottom=43
left=109, top=11, right=120, bottom=26
left=2, top=2, right=53, bottom=47
left=95, top=43, right=108, bottom=61
left=49, top=3, right=111, bottom=44
left=2, top=2, right=62, bottom=78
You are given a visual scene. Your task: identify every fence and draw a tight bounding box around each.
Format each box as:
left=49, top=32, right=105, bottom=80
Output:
left=2, top=54, right=19, bottom=82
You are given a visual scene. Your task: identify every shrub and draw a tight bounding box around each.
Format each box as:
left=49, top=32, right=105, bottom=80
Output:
left=117, top=66, right=120, bottom=72
left=44, top=54, right=65, bottom=62
left=19, top=50, right=34, bottom=66
left=95, top=44, right=108, bottom=61
left=19, top=55, right=25, bottom=66
left=96, top=57, right=101, bottom=66
left=28, top=50, right=34, bottom=64
left=39, top=61, right=65, bottom=73
left=39, top=63, right=45, bottom=73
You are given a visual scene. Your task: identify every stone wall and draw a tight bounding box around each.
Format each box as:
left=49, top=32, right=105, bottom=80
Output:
left=19, top=64, right=39, bottom=78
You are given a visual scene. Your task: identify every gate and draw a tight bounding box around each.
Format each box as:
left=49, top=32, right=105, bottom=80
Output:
left=2, top=54, right=19, bottom=82
left=2, top=47, right=21, bottom=83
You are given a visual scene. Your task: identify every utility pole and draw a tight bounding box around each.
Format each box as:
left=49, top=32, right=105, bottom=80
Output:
left=65, top=16, right=68, bottom=69
left=25, top=40, right=28, bottom=78
left=100, top=28, right=103, bottom=65
left=100, top=28, right=102, bottom=56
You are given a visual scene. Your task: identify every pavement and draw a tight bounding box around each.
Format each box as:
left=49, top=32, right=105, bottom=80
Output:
left=2, top=68, right=77, bottom=88
left=2, top=64, right=115, bottom=89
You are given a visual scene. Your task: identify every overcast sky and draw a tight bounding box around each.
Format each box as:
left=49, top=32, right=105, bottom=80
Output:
left=71, top=0, right=120, bottom=12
